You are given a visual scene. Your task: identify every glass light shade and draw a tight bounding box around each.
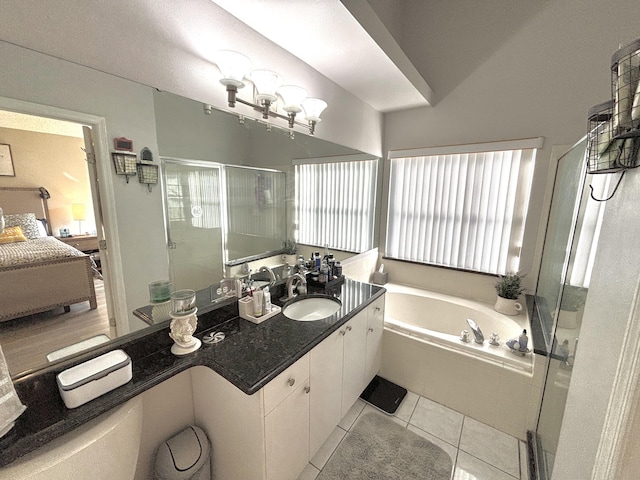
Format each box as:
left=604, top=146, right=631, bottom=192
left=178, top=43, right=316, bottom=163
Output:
left=302, top=98, right=328, bottom=122
left=214, top=50, right=251, bottom=88
left=250, top=69, right=284, bottom=103
left=278, top=85, right=308, bottom=113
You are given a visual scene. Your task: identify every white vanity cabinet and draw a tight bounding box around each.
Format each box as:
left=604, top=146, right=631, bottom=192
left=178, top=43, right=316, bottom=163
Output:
left=340, top=310, right=369, bottom=414
left=309, top=325, right=345, bottom=457
left=264, top=355, right=310, bottom=480
left=309, top=294, right=386, bottom=459
left=365, top=296, right=385, bottom=382
left=192, top=293, right=386, bottom=480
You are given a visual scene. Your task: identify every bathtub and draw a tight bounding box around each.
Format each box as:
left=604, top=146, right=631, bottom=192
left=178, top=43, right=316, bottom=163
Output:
left=383, top=283, right=533, bottom=372
left=380, top=283, right=541, bottom=440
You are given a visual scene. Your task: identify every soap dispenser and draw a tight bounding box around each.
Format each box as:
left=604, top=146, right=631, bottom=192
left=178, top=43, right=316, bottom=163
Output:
left=518, top=329, right=529, bottom=351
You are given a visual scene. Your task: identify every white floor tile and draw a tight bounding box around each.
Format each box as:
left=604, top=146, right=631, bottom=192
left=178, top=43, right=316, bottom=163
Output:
left=459, top=417, right=520, bottom=478
left=394, top=390, right=419, bottom=422
left=310, top=426, right=346, bottom=470
left=409, top=396, right=464, bottom=447
left=360, top=404, right=407, bottom=427
left=408, top=424, right=457, bottom=479
left=297, top=462, right=320, bottom=480
left=338, top=398, right=366, bottom=431
left=454, top=451, right=518, bottom=480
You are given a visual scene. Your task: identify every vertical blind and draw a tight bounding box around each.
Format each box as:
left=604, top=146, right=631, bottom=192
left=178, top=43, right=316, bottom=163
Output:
left=386, top=146, right=536, bottom=275
left=295, top=159, right=378, bottom=252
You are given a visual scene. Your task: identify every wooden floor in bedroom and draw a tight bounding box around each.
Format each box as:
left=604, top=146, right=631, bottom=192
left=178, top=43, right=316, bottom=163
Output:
left=0, top=279, right=112, bottom=377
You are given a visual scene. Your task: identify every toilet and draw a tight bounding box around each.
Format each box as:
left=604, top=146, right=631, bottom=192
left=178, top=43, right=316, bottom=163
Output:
left=155, top=425, right=211, bottom=480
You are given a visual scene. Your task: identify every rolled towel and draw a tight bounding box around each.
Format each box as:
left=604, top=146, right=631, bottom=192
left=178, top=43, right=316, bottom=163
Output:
left=0, top=342, right=26, bottom=438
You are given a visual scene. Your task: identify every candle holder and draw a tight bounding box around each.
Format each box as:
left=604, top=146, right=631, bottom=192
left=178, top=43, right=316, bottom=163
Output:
left=169, top=308, right=201, bottom=356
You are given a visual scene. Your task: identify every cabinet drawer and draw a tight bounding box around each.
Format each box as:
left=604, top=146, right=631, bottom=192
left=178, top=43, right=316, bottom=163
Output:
left=264, top=354, right=309, bottom=415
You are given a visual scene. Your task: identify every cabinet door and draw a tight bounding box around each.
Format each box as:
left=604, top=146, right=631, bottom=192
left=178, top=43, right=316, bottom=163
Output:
left=310, top=327, right=344, bottom=457
left=365, top=295, right=385, bottom=384
left=341, top=311, right=368, bottom=415
left=265, top=380, right=310, bottom=480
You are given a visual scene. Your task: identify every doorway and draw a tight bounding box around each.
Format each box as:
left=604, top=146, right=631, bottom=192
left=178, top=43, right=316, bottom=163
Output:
left=0, top=97, right=125, bottom=376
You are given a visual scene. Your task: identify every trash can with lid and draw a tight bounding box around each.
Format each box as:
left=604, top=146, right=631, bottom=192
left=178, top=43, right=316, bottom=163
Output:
left=155, top=425, right=210, bottom=480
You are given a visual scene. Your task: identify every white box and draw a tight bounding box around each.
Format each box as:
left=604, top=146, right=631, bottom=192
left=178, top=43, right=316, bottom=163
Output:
left=56, top=349, right=132, bottom=409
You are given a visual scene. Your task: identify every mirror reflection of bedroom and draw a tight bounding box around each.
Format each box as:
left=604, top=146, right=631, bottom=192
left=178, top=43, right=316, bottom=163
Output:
left=0, top=110, right=113, bottom=376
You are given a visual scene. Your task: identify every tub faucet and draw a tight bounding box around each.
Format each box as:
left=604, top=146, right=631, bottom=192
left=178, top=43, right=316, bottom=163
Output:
left=466, top=318, right=484, bottom=344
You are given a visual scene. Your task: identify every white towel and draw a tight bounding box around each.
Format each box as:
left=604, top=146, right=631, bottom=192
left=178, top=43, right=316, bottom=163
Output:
left=0, top=342, right=26, bottom=438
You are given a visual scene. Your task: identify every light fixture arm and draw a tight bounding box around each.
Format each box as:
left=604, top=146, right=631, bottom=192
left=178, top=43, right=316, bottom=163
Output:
left=231, top=94, right=316, bottom=134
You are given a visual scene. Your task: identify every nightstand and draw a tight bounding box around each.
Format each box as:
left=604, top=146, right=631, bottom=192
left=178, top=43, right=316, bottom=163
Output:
left=56, top=234, right=102, bottom=274
left=56, top=234, right=99, bottom=253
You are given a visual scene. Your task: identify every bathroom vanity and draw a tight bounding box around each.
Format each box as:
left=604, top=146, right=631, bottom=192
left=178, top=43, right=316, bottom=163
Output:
left=1, top=278, right=385, bottom=480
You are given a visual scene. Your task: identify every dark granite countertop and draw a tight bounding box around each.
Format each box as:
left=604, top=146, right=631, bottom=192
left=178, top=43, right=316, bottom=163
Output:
left=1, top=278, right=384, bottom=468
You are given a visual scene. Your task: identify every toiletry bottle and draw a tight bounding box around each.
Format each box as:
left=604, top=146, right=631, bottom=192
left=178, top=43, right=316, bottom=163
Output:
left=335, top=261, right=342, bottom=277
left=315, top=251, right=321, bottom=271
left=518, top=329, right=528, bottom=351
left=263, top=286, right=271, bottom=313
left=253, top=289, right=264, bottom=317
left=320, top=262, right=329, bottom=283
left=328, top=254, right=336, bottom=278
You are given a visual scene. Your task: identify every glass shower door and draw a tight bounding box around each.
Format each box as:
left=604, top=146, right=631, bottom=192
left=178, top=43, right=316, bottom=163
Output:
left=533, top=138, right=609, bottom=478
left=162, top=158, right=224, bottom=291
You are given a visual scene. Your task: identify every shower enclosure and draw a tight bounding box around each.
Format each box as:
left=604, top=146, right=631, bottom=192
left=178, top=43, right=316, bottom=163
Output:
left=529, top=138, right=610, bottom=478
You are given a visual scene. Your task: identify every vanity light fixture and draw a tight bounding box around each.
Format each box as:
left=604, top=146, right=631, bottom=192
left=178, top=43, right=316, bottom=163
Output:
left=213, top=50, right=328, bottom=135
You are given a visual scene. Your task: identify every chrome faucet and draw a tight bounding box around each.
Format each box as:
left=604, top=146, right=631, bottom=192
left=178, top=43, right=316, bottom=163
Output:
left=285, top=273, right=307, bottom=300
left=255, top=265, right=277, bottom=288
left=466, top=318, right=484, bottom=344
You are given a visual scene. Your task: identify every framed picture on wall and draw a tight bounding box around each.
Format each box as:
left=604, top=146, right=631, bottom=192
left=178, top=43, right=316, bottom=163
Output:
left=0, top=144, right=15, bottom=176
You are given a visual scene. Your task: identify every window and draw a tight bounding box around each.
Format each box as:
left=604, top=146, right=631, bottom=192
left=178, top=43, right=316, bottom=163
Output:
left=295, top=157, right=378, bottom=252
left=386, top=138, right=541, bottom=275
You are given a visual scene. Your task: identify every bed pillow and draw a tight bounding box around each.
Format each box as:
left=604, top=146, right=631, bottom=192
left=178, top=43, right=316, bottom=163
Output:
left=36, top=218, right=49, bottom=237
left=4, top=213, right=41, bottom=240
left=0, top=226, right=28, bottom=244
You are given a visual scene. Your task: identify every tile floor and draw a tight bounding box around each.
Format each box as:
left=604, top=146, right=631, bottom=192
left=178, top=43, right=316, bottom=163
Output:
left=298, top=391, right=530, bottom=480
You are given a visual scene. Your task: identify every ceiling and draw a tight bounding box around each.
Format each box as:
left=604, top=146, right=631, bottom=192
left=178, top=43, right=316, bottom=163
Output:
left=211, top=0, right=433, bottom=112
left=0, top=0, right=432, bottom=114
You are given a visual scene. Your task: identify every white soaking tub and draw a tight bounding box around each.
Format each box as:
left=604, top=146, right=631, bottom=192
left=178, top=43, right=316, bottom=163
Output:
left=383, top=283, right=533, bottom=371
left=380, top=283, right=542, bottom=440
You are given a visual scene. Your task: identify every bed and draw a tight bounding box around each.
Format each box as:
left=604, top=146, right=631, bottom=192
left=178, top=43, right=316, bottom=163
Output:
left=0, top=187, right=97, bottom=322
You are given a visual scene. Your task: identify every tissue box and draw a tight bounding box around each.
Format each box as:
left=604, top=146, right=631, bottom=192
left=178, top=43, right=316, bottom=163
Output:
left=56, top=349, right=132, bottom=409
left=372, top=271, right=388, bottom=285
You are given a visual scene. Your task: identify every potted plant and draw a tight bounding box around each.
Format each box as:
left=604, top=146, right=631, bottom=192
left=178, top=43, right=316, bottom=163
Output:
left=557, top=285, right=587, bottom=329
left=282, top=239, right=298, bottom=265
left=494, top=273, right=524, bottom=315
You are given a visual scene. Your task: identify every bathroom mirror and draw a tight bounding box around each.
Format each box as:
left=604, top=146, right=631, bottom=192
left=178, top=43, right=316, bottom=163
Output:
left=0, top=84, right=371, bottom=379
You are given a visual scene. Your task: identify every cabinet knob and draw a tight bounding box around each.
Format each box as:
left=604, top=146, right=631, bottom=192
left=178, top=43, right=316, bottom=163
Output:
left=346, top=325, right=352, bottom=332
left=304, top=386, right=311, bottom=394
left=375, top=307, right=381, bottom=312
left=340, top=329, right=346, bottom=336
left=368, top=327, right=374, bottom=332
left=288, top=377, right=295, bottom=387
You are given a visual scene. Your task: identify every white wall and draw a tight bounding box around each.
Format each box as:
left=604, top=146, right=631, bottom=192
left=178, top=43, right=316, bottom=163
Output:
left=0, top=41, right=166, bottom=330
left=382, top=0, right=640, bottom=298
left=379, top=1, right=640, bottom=476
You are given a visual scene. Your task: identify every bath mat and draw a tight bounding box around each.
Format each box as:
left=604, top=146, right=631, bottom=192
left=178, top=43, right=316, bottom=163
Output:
left=360, top=375, right=407, bottom=414
left=318, top=411, right=452, bottom=480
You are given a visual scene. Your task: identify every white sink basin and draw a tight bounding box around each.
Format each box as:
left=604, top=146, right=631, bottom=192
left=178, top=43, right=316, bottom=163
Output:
left=283, top=296, right=342, bottom=321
